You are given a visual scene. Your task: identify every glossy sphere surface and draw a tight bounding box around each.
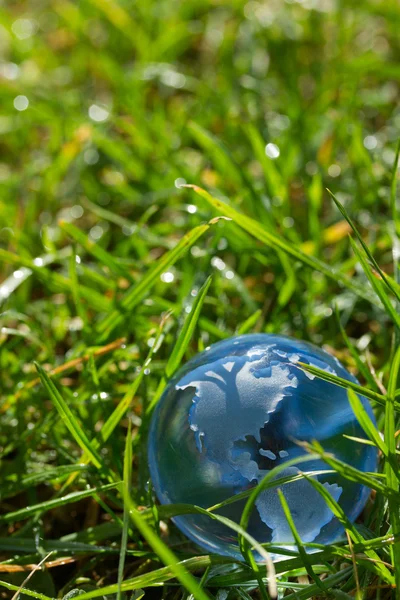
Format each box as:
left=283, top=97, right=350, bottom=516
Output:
left=148, top=334, right=377, bottom=560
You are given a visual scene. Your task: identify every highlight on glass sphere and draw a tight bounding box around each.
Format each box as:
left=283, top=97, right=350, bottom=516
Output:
left=148, top=334, right=378, bottom=560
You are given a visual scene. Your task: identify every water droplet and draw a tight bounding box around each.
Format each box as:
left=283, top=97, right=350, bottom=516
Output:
left=175, top=177, right=186, bottom=189
left=265, top=143, right=280, bottom=159
left=12, top=18, right=37, bottom=40
left=14, top=95, right=29, bottom=111
left=363, top=135, right=378, bottom=150
left=0, top=62, right=20, bottom=80
left=161, top=271, right=174, bottom=283
left=89, top=225, right=104, bottom=240
left=70, top=205, right=84, bottom=219
left=88, top=104, right=109, bottom=122
left=328, top=164, right=341, bottom=177
left=84, top=148, right=99, bottom=165
left=211, top=257, right=226, bottom=271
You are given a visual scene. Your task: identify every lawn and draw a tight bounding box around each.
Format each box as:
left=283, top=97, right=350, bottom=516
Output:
left=1, top=0, right=400, bottom=598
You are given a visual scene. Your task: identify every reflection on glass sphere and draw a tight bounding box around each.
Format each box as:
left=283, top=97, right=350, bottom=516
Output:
left=148, top=334, right=377, bottom=560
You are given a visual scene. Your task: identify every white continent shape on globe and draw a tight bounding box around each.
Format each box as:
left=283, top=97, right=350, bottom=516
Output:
left=176, top=349, right=342, bottom=544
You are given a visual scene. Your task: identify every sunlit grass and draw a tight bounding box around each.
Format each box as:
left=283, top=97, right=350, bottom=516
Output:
left=1, top=0, right=400, bottom=598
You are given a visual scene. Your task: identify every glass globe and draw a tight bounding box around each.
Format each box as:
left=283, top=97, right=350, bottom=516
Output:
left=148, top=334, right=377, bottom=560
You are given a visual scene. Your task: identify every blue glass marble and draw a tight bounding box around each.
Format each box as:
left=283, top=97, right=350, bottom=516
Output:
left=148, top=334, right=378, bottom=560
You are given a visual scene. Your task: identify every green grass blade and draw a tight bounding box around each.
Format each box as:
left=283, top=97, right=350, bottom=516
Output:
left=347, top=389, right=390, bottom=458
left=59, top=557, right=228, bottom=600
left=349, top=236, right=400, bottom=328
left=165, top=275, right=212, bottom=378
left=1, top=464, right=89, bottom=500
left=0, top=580, right=53, bottom=600
left=60, top=220, right=133, bottom=282
left=35, top=363, right=105, bottom=471
left=329, top=189, right=400, bottom=302
left=238, top=448, right=393, bottom=583
left=385, top=345, right=400, bottom=590
left=282, top=567, right=353, bottom=600
left=295, top=361, right=390, bottom=409
left=96, top=223, right=210, bottom=340
left=390, top=138, right=400, bottom=230
left=245, top=124, right=287, bottom=202
left=146, top=278, right=213, bottom=415
left=117, top=421, right=133, bottom=600
left=188, top=122, right=243, bottom=189
left=185, top=185, right=379, bottom=306
left=0, top=482, right=118, bottom=523
left=301, top=473, right=394, bottom=584
left=238, top=454, right=323, bottom=564
left=0, top=249, right=111, bottom=312
left=152, top=472, right=334, bottom=520
left=121, top=492, right=212, bottom=600
left=277, top=489, right=326, bottom=593
left=63, top=315, right=170, bottom=490
left=303, top=439, right=397, bottom=499
left=334, top=304, right=378, bottom=390
left=144, top=502, right=277, bottom=598
left=187, top=123, right=263, bottom=219
left=236, top=309, right=262, bottom=335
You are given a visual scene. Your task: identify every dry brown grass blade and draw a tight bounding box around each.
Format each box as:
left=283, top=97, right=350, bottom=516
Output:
left=10, top=552, right=53, bottom=600
left=1, top=337, right=126, bottom=412
left=0, top=557, right=76, bottom=573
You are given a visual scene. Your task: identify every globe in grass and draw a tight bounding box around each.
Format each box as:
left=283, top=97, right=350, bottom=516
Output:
left=148, top=334, right=377, bottom=560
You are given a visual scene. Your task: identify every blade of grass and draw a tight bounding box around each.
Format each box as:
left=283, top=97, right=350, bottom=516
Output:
left=0, top=536, right=150, bottom=555
left=58, top=557, right=230, bottom=600
left=282, top=567, right=353, bottom=600
left=347, top=389, right=391, bottom=459
left=329, top=189, right=400, bottom=302
left=188, top=123, right=264, bottom=221
left=238, top=454, right=323, bottom=569
left=349, top=236, right=400, bottom=328
left=300, top=472, right=394, bottom=584
left=390, top=138, right=400, bottom=231
left=236, top=309, right=262, bottom=335
left=61, top=220, right=133, bottom=282
left=385, top=345, right=400, bottom=590
left=0, top=464, right=89, bottom=500
left=245, top=124, right=287, bottom=202
left=143, top=504, right=277, bottom=597
left=121, top=492, right=212, bottom=600
left=117, top=421, right=133, bottom=600
left=155, top=470, right=335, bottom=517
left=96, top=223, right=210, bottom=340
left=0, top=581, right=53, bottom=600
left=69, top=248, right=87, bottom=328
left=145, top=278, right=212, bottom=416
left=0, top=249, right=111, bottom=312
left=239, top=451, right=393, bottom=583
left=295, top=361, right=390, bottom=408
left=10, top=551, right=54, bottom=600
left=184, top=185, right=379, bottom=306
left=35, top=363, right=105, bottom=472
left=302, top=439, right=398, bottom=499
left=11, top=336, right=125, bottom=403
left=0, top=482, right=118, bottom=524
left=334, top=304, right=378, bottom=390
left=277, top=489, right=326, bottom=593
left=63, top=313, right=171, bottom=490
left=165, top=275, right=212, bottom=378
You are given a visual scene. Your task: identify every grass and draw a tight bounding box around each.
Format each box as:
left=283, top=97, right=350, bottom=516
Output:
left=1, top=0, right=400, bottom=598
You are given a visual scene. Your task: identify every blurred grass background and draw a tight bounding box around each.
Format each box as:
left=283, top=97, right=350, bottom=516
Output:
left=1, top=0, right=400, bottom=598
